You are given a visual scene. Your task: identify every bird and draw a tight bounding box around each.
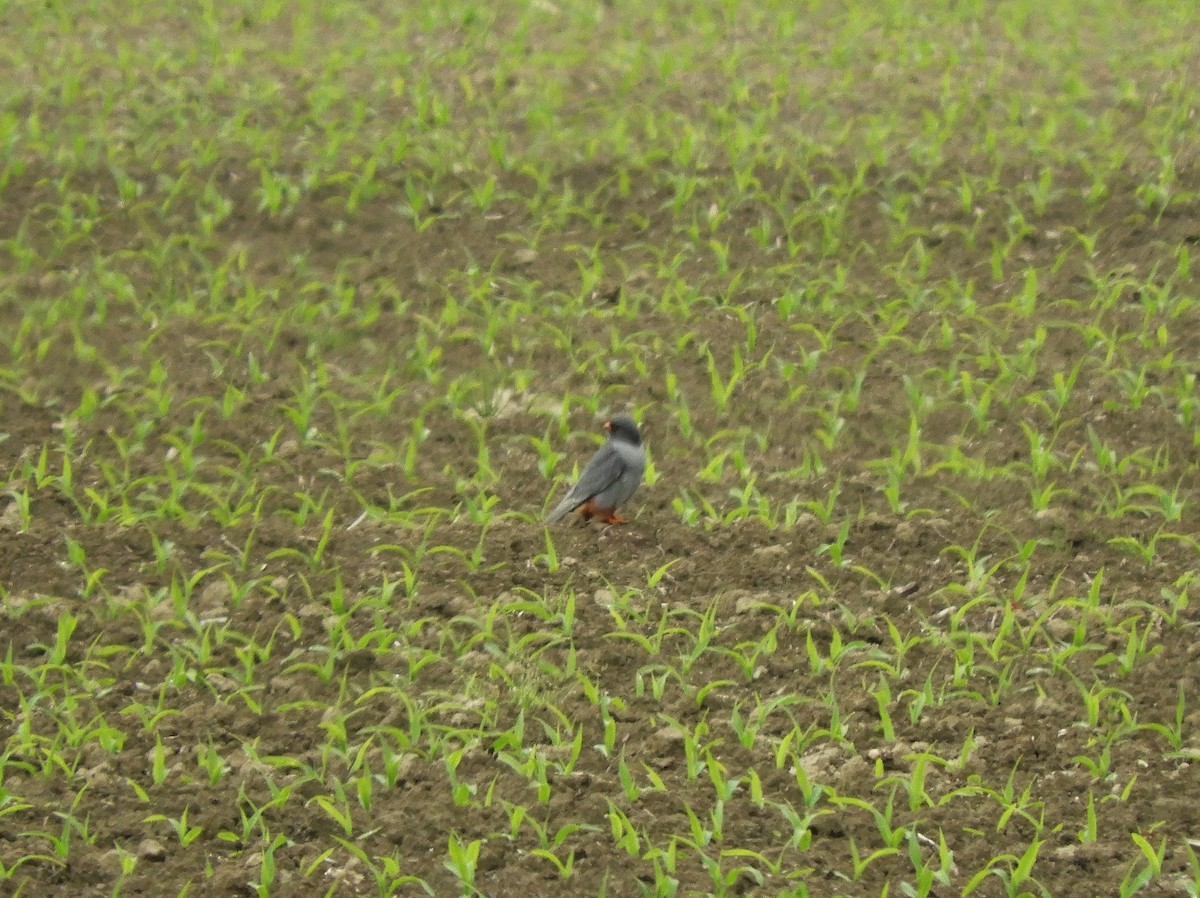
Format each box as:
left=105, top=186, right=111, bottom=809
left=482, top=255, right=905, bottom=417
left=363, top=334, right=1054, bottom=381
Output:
left=545, top=414, right=645, bottom=525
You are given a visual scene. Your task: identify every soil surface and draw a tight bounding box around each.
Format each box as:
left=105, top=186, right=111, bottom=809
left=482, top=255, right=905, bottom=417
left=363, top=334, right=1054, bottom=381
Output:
left=4, top=4, right=1200, bottom=898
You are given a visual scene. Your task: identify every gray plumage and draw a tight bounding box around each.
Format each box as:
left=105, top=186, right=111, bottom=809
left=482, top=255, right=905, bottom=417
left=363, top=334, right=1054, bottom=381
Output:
left=545, top=414, right=645, bottom=523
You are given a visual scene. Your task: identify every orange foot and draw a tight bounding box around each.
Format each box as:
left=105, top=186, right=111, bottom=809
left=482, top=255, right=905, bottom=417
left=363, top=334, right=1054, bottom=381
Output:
left=579, top=500, right=628, bottom=525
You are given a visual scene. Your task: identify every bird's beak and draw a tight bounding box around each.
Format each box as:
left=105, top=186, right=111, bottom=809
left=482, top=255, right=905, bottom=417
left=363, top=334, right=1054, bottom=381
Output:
left=603, top=420, right=612, bottom=430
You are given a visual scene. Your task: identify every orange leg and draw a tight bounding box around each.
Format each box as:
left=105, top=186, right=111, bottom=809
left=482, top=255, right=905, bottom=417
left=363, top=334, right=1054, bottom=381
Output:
left=578, top=500, right=628, bottom=525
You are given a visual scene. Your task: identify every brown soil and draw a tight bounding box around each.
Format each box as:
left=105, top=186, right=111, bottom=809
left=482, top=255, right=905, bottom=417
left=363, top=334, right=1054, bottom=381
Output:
left=4, top=8, right=1200, bottom=898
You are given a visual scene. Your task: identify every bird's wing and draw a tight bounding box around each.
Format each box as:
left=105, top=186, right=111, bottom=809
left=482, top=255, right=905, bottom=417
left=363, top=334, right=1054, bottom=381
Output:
left=545, top=443, right=627, bottom=522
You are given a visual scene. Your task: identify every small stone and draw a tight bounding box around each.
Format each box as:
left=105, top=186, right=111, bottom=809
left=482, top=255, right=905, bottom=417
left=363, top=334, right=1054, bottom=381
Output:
left=1044, top=618, right=1074, bottom=642
left=1034, top=695, right=1064, bottom=718
left=833, top=755, right=872, bottom=790
left=1034, top=507, right=1070, bottom=527
left=392, top=754, right=418, bottom=784
left=297, top=602, right=324, bottom=622
left=861, top=512, right=891, bottom=530
left=590, top=284, right=621, bottom=304
left=197, top=577, right=232, bottom=615
left=752, top=544, right=787, bottom=558
left=1053, top=842, right=1106, bottom=865
left=655, top=726, right=686, bottom=743
left=207, top=673, right=239, bottom=694
left=0, top=502, right=24, bottom=531
left=895, top=520, right=921, bottom=545
left=114, top=584, right=146, bottom=608
left=137, top=838, right=167, bottom=862
left=799, top=743, right=846, bottom=780
left=149, top=594, right=177, bottom=623
left=733, top=592, right=772, bottom=614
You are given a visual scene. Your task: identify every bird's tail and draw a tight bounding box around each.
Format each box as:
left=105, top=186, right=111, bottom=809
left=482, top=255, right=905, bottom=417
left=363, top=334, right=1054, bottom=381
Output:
left=545, top=496, right=576, bottom=523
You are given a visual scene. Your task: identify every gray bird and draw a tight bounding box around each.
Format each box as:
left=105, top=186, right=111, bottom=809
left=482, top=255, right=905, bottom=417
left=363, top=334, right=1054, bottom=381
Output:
left=545, top=414, right=645, bottom=524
